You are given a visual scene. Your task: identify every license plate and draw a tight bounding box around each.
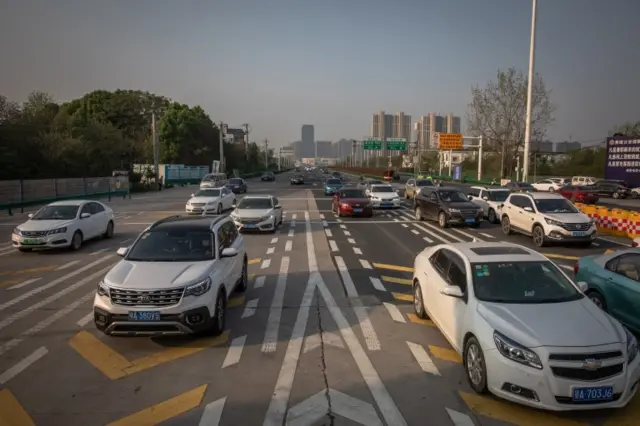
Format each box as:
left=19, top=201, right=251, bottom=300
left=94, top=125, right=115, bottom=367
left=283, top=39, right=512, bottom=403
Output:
left=382, top=202, right=392, bottom=206
left=22, top=238, right=41, bottom=245
left=243, top=224, right=256, bottom=228
left=353, top=208, right=362, bottom=213
left=572, top=231, right=586, bottom=237
left=128, top=311, right=160, bottom=321
left=465, top=218, right=475, bottom=223
left=572, top=386, right=614, bottom=402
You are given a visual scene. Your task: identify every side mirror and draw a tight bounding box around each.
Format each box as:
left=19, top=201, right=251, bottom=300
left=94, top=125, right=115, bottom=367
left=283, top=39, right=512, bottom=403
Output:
left=576, top=281, right=588, bottom=292
left=28, top=213, right=33, bottom=218
left=482, top=196, right=489, bottom=201
left=221, top=247, right=239, bottom=258
left=231, top=204, right=237, bottom=209
left=116, top=247, right=128, bottom=257
left=467, top=195, right=473, bottom=201
left=81, top=212, right=91, bottom=219
left=191, top=193, right=195, bottom=197
left=274, top=204, right=282, bottom=209
left=523, top=206, right=534, bottom=212
left=440, top=286, right=464, bottom=298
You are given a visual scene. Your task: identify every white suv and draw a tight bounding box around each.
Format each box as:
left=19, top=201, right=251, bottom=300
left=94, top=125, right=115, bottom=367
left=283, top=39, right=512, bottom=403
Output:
left=93, top=215, right=247, bottom=337
left=500, top=192, right=595, bottom=248
left=467, top=186, right=510, bottom=224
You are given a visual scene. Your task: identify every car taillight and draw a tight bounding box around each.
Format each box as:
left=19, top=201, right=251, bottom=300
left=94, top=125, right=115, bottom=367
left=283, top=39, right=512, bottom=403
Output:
left=633, top=241, right=639, bottom=248
left=573, top=262, right=579, bottom=275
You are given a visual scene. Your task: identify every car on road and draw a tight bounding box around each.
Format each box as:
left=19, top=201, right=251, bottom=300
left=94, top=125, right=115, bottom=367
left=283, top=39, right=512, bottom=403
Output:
left=556, top=185, right=599, bottom=204
left=364, top=184, right=401, bottom=208
left=531, top=179, right=564, bottom=192
left=331, top=188, right=373, bottom=217
left=261, top=172, right=275, bottom=182
left=411, top=241, right=640, bottom=412
left=574, top=248, right=640, bottom=334
left=415, top=187, right=483, bottom=228
left=12, top=200, right=115, bottom=252
left=357, top=179, right=383, bottom=190
left=331, top=171, right=342, bottom=179
left=93, top=215, right=247, bottom=337
left=290, top=175, right=305, bottom=185
left=227, top=178, right=248, bottom=193
left=592, top=179, right=631, bottom=199
left=324, top=178, right=344, bottom=195
left=503, top=181, right=538, bottom=192
left=467, top=186, right=510, bottom=224
left=230, top=195, right=282, bottom=232
left=405, top=178, right=434, bottom=200
left=200, top=172, right=228, bottom=189
left=500, top=192, right=595, bottom=247
left=185, top=188, right=236, bottom=215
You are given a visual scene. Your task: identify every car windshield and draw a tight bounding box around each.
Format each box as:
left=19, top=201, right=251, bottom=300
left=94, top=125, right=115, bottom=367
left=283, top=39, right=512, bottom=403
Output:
left=31, top=205, right=79, bottom=220
left=472, top=261, right=583, bottom=304
left=339, top=189, right=366, bottom=198
left=372, top=186, right=394, bottom=193
left=202, top=175, right=214, bottom=182
left=127, top=229, right=215, bottom=261
left=437, top=190, right=467, bottom=202
left=229, top=179, right=243, bottom=184
left=488, top=191, right=510, bottom=202
left=326, top=179, right=342, bottom=185
left=236, top=198, right=272, bottom=209
left=534, top=198, right=578, bottom=213
left=416, top=179, right=433, bottom=186
left=194, top=189, right=221, bottom=197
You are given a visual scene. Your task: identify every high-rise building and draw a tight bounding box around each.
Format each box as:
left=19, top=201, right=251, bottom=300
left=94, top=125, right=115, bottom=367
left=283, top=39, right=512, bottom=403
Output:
left=424, top=113, right=446, bottom=148
left=301, top=125, right=314, bottom=158
left=370, top=111, right=411, bottom=156
left=316, top=141, right=332, bottom=157
left=445, top=114, right=461, bottom=134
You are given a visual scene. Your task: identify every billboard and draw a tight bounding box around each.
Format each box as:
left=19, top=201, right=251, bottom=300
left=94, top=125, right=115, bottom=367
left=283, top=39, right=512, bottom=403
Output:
left=605, top=136, right=640, bottom=186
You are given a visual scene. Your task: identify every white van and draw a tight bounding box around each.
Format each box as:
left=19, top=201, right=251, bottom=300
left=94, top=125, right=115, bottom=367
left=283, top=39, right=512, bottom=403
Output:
left=571, top=176, right=597, bottom=186
left=200, top=173, right=228, bottom=189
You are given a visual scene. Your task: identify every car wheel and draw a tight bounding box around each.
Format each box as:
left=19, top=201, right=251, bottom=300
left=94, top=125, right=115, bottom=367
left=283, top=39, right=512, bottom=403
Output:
left=501, top=216, right=512, bottom=235
left=464, top=336, right=488, bottom=394
left=70, top=231, right=83, bottom=251
left=236, top=257, right=248, bottom=292
left=438, top=211, right=448, bottom=228
left=548, top=186, right=554, bottom=192
left=103, top=221, right=114, bottom=238
left=613, top=192, right=620, bottom=199
left=532, top=225, right=546, bottom=247
left=415, top=206, right=423, bottom=221
left=209, top=290, right=226, bottom=336
left=413, top=281, right=428, bottom=319
left=488, top=209, right=497, bottom=224
left=587, top=290, right=607, bottom=311
left=217, top=204, right=222, bottom=215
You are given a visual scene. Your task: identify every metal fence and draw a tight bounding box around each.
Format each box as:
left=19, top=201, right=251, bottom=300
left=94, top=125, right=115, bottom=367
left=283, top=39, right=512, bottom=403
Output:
left=0, top=177, right=130, bottom=205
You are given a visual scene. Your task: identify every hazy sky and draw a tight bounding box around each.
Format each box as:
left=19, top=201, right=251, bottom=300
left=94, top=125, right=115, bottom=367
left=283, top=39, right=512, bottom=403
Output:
left=1, top=0, right=638, bottom=148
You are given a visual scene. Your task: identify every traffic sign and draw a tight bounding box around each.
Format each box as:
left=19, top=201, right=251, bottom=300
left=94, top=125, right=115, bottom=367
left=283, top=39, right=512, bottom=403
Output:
left=438, top=133, right=463, bottom=150
left=363, top=138, right=382, bottom=150
left=386, top=138, right=407, bottom=151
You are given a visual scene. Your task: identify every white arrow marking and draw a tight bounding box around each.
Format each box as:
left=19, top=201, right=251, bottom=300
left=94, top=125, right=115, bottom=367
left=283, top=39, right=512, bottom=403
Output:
left=286, top=389, right=382, bottom=426
left=198, top=397, right=227, bottom=426
left=303, top=331, right=344, bottom=354
left=445, top=408, right=476, bottom=426
left=222, top=335, right=246, bottom=369
left=407, top=341, right=440, bottom=376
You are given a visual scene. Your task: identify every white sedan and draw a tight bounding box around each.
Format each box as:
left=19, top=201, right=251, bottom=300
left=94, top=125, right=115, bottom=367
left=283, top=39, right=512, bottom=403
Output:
left=411, top=241, right=639, bottom=411
left=364, top=184, right=401, bottom=208
left=230, top=195, right=283, bottom=232
left=532, top=179, right=564, bottom=192
left=185, top=188, right=236, bottom=215
left=12, top=200, right=115, bottom=252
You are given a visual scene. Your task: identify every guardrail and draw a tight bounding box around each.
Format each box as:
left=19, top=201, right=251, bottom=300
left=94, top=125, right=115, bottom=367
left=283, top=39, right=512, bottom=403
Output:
left=0, top=177, right=130, bottom=216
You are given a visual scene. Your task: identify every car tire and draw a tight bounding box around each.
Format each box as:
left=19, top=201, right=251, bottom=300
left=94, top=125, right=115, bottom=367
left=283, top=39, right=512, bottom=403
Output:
left=217, top=204, right=222, bottom=215
left=415, top=206, right=423, bottom=221
left=209, top=290, right=226, bottom=336
left=413, top=281, right=428, bottom=319
left=613, top=192, right=620, bottom=199
left=548, top=186, right=554, bottom=192
left=587, top=290, right=607, bottom=311
left=236, top=257, right=248, bottom=292
left=70, top=231, right=83, bottom=251
left=103, top=221, right=114, bottom=238
left=501, top=216, right=512, bottom=235
left=438, top=211, right=448, bottom=228
left=532, top=225, right=546, bottom=247
left=464, top=336, right=489, bottom=394
left=488, top=209, right=497, bottom=224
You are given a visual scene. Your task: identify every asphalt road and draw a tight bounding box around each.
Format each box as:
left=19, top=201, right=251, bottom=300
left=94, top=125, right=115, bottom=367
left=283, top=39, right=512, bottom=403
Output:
left=0, top=170, right=638, bottom=426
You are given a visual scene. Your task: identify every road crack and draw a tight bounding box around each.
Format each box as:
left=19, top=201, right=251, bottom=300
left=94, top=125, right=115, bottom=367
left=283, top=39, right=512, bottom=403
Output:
left=317, top=302, right=335, bottom=426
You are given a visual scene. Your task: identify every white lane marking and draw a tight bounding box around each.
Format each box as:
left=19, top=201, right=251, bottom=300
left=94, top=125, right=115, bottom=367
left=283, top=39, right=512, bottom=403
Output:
left=359, top=259, right=372, bottom=269
left=478, top=232, right=494, bottom=239
left=285, top=389, right=383, bottom=426
left=90, top=248, right=109, bottom=255
left=222, top=335, right=247, bottom=368
left=412, top=223, right=455, bottom=243
left=407, top=342, right=441, bottom=376
left=348, top=238, right=356, bottom=244
left=198, top=397, right=227, bottom=426
left=8, top=278, right=40, bottom=290
left=123, top=216, right=131, bottom=220
left=392, top=218, right=400, bottom=222
left=401, top=224, right=409, bottom=228
left=445, top=408, right=476, bottom=426
left=56, top=260, right=80, bottom=270
left=77, top=312, right=94, bottom=327
left=598, top=236, right=631, bottom=247
left=266, top=247, right=275, bottom=255
left=322, top=220, right=328, bottom=227
left=291, top=213, right=297, bottom=220
left=284, top=240, right=293, bottom=252
left=270, top=237, right=278, bottom=244
left=329, top=240, right=339, bottom=252
left=0, top=289, right=96, bottom=356
left=558, top=264, right=573, bottom=271
left=304, top=332, right=344, bottom=353
left=383, top=303, right=406, bottom=323
left=369, top=277, right=386, bottom=292
left=336, top=218, right=343, bottom=223
left=592, top=242, right=599, bottom=246
left=136, top=212, right=144, bottom=216
left=261, top=259, right=271, bottom=269
left=344, top=230, right=351, bottom=236
left=319, top=214, right=325, bottom=219
left=0, top=256, right=114, bottom=313
left=451, top=228, right=483, bottom=240
left=340, top=224, right=347, bottom=229
left=334, top=256, right=379, bottom=351
left=242, top=299, right=259, bottom=318
left=0, top=245, right=15, bottom=253
left=411, top=229, right=419, bottom=235
left=119, top=239, right=132, bottom=245
left=262, top=256, right=290, bottom=353
left=353, top=247, right=362, bottom=255
left=423, top=236, right=434, bottom=243
left=288, top=229, right=294, bottom=237
left=324, top=228, right=333, bottom=237
left=254, top=276, right=266, bottom=289
left=0, top=249, right=16, bottom=257
left=0, top=346, right=48, bottom=384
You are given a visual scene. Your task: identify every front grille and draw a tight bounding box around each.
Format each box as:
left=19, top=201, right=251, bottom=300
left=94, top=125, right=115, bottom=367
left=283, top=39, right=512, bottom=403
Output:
left=560, top=223, right=591, bottom=231
left=240, top=218, right=261, bottom=224
left=460, top=209, right=478, bottom=217
left=551, top=363, right=624, bottom=381
left=110, top=287, right=184, bottom=307
left=20, top=230, right=48, bottom=237
left=549, top=351, right=623, bottom=361
left=190, top=203, right=206, bottom=207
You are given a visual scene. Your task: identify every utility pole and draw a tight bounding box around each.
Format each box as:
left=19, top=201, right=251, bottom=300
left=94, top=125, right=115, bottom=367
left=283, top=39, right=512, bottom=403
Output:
left=218, top=122, right=226, bottom=173
left=351, top=139, right=357, bottom=167
left=264, top=139, right=269, bottom=170
left=152, top=112, right=159, bottom=188
left=278, top=147, right=282, bottom=172
left=242, top=123, right=250, bottom=161
left=522, top=0, right=538, bottom=182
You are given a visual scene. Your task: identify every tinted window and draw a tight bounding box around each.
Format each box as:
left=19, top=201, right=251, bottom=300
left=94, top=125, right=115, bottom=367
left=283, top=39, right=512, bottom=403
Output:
left=339, top=189, right=366, bottom=198
left=534, top=198, right=578, bottom=213
left=468, top=188, right=480, bottom=197
left=371, top=186, right=394, bottom=193
left=89, top=202, right=105, bottom=214
left=195, top=189, right=221, bottom=197
left=488, top=191, right=509, bottom=202
left=614, top=254, right=640, bottom=282
left=436, top=190, right=467, bottom=202
left=326, top=179, right=342, bottom=185
left=236, top=198, right=273, bottom=209
left=220, top=222, right=237, bottom=248
left=430, top=250, right=451, bottom=274
left=32, top=205, right=80, bottom=220
left=229, top=178, right=243, bottom=184
left=416, top=179, right=433, bottom=187
left=127, top=229, right=215, bottom=261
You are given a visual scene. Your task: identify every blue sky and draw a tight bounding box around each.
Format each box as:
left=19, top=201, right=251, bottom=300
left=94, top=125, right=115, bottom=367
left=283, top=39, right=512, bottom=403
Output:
left=1, top=0, right=638, bottom=148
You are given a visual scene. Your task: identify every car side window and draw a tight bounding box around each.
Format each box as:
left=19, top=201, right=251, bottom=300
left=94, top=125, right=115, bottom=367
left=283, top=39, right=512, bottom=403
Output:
left=509, top=195, right=523, bottom=208
left=80, top=204, right=91, bottom=216
left=614, top=254, right=640, bottom=282
left=429, top=192, right=438, bottom=202
left=430, top=250, right=451, bottom=275
left=216, top=226, right=229, bottom=253
left=222, top=221, right=237, bottom=247
left=520, top=197, right=534, bottom=210
left=469, top=188, right=480, bottom=197
left=273, top=197, right=279, bottom=207
left=407, top=179, right=415, bottom=186
left=89, top=202, right=105, bottom=214
left=444, top=252, right=467, bottom=292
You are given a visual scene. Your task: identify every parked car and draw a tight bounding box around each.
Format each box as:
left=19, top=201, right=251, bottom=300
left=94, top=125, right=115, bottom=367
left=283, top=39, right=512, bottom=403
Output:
left=556, top=185, right=599, bottom=204
left=592, top=180, right=631, bottom=199
left=531, top=179, right=564, bottom=192
left=504, top=181, right=538, bottom=192
left=331, top=188, right=373, bottom=217
left=261, top=172, right=275, bottom=182
left=227, top=178, right=247, bottom=193
left=414, top=187, right=483, bottom=228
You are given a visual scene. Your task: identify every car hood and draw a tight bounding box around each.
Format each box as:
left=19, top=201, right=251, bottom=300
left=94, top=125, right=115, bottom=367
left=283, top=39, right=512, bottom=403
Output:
left=105, top=260, right=213, bottom=290
left=340, top=198, right=369, bottom=204
left=443, top=201, right=477, bottom=209
left=477, top=298, right=623, bottom=348
left=19, top=219, right=75, bottom=231
left=232, top=208, right=273, bottom=219
left=542, top=212, right=590, bottom=223
left=189, top=196, right=221, bottom=204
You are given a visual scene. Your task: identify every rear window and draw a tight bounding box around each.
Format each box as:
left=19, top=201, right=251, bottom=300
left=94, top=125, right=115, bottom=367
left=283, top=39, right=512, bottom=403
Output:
left=327, top=179, right=342, bottom=185
left=372, top=186, right=394, bottom=193
left=340, top=189, right=366, bottom=198
left=229, top=178, right=243, bottom=184
left=416, top=179, right=433, bottom=186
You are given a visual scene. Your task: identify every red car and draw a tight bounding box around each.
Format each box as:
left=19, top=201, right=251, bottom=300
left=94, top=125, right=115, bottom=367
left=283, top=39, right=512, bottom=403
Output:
left=332, top=188, right=373, bottom=217
left=557, top=185, right=599, bottom=204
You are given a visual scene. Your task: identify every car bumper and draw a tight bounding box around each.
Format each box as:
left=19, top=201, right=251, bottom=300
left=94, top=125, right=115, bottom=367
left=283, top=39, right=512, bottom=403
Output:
left=484, top=347, right=640, bottom=411
left=324, top=188, right=341, bottom=194
left=93, top=292, right=217, bottom=336
left=11, top=232, right=72, bottom=249
left=546, top=225, right=597, bottom=242
left=229, top=187, right=245, bottom=192
left=448, top=212, right=483, bottom=225
left=370, top=199, right=401, bottom=208
left=185, top=205, right=216, bottom=214
left=233, top=217, right=275, bottom=232
left=339, top=206, right=373, bottom=216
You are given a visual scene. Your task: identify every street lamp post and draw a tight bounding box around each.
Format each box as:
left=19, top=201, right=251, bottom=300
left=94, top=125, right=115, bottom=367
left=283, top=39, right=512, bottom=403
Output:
left=522, top=0, right=538, bottom=182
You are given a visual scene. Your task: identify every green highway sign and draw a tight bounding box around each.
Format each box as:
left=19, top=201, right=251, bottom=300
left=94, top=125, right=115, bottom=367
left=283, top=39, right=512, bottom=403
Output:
left=363, top=138, right=382, bottom=150
left=386, top=138, right=407, bottom=151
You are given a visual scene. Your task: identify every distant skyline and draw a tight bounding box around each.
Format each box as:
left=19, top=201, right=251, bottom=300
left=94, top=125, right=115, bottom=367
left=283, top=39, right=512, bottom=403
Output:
left=1, top=0, right=638, bottom=148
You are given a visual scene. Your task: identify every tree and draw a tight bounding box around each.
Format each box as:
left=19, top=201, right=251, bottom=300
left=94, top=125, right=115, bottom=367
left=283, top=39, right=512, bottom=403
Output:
left=612, top=121, right=640, bottom=138
left=467, top=68, right=555, bottom=177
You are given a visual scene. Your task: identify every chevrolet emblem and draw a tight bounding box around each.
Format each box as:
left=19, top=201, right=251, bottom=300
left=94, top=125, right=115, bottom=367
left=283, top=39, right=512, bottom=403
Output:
left=581, top=358, right=602, bottom=371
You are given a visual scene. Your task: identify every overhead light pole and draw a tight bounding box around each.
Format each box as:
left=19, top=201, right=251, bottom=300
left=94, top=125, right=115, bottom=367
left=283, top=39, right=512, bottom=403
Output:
left=522, top=0, right=538, bottom=182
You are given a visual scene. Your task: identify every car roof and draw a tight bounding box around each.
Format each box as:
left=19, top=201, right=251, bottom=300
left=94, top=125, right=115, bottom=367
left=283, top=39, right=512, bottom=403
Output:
left=49, top=200, right=89, bottom=206
left=370, top=184, right=393, bottom=189
left=150, top=215, right=225, bottom=231
left=511, top=192, right=566, bottom=200
left=437, top=242, right=546, bottom=263
left=470, top=186, right=508, bottom=192
left=240, top=195, right=272, bottom=199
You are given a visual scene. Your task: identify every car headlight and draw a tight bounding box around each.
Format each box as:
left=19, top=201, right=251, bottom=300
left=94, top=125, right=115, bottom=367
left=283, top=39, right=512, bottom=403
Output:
left=493, top=331, right=543, bottom=369
left=97, top=280, right=110, bottom=297
left=544, top=218, right=563, bottom=227
left=448, top=208, right=460, bottom=213
left=588, top=218, right=595, bottom=226
left=13, top=227, right=21, bottom=235
left=184, top=277, right=212, bottom=297
left=626, top=328, right=638, bottom=364
left=260, top=214, right=274, bottom=222
left=47, top=227, right=67, bottom=235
